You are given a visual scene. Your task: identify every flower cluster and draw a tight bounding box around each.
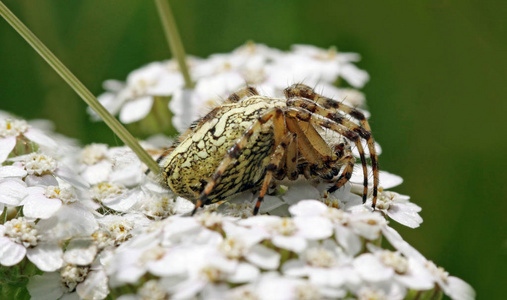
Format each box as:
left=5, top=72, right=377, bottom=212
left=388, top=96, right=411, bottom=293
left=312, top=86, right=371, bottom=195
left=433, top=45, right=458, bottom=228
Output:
left=93, top=43, right=369, bottom=133
left=0, top=43, right=474, bottom=300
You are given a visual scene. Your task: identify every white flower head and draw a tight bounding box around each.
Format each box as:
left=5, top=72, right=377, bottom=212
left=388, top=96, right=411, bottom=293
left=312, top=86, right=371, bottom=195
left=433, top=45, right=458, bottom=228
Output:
left=81, top=143, right=109, bottom=165
left=0, top=118, right=57, bottom=163
left=91, top=61, right=184, bottom=124
left=28, top=266, right=109, bottom=300
left=0, top=217, right=63, bottom=271
left=24, top=152, right=57, bottom=176
left=4, top=152, right=87, bottom=189
left=371, top=189, right=423, bottom=228
left=22, top=185, right=81, bottom=219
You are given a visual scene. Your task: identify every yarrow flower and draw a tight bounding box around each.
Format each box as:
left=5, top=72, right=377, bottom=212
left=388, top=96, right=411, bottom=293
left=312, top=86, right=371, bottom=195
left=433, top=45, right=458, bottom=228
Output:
left=0, top=117, right=57, bottom=164
left=0, top=43, right=474, bottom=300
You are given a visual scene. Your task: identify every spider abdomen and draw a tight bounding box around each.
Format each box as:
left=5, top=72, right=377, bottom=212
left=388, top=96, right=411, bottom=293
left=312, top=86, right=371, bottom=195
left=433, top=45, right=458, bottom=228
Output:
left=160, top=97, right=285, bottom=203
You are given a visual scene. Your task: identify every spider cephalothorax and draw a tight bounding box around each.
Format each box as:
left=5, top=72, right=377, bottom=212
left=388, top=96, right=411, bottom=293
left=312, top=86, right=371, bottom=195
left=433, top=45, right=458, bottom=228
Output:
left=158, top=84, right=379, bottom=215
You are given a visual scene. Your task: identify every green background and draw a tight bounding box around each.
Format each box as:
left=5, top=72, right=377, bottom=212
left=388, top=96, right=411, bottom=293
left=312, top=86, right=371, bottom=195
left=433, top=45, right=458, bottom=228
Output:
left=1, top=0, right=505, bottom=298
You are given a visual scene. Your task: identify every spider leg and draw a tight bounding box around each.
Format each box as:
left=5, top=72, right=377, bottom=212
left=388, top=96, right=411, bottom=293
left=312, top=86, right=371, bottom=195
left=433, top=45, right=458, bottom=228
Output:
left=226, top=86, right=259, bottom=103
left=328, top=151, right=355, bottom=193
left=285, top=107, right=370, bottom=204
left=285, top=84, right=379, bottom=208
left=286, top=134, right=299, bottom=180
left=254, top=132, right=295, bottom=215
left=191, top=107, right=283, bottom=216
left=285, top=117, right=334, bottom=167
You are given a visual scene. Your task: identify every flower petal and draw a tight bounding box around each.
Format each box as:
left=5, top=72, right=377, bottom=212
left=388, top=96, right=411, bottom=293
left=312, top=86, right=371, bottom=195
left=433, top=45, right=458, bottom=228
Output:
left=386, top=203, right=423, bottom=228
left=24, top=128, right=57, bottom=149
left=245, top=244, right=281, bottom=270
left=27, top=272, right=65, bottom=300
left=335, top=225, right=362, bottom=256
left=119, top=96, right=154, bottom=124
left=0, top=237, right=26, bottom=266
left=353, top=253, right=394, bottom=282
left=76, top=269, right=110, bottom=300
left=0, top=136, right=16, bottom=163
left=37, top=204, right=98, bottom=241
left=22, top=191, right=62, bottom=219
left=289, top=199, right=328, bottom=217
left=26, top=242, right=63, bottom=272
left=0, top=165, right=27, bottom=178
left=0, top=179, right=28, bottom=206
left=64, top=239, right=98, bottom=266
left=445, top=276, right=476, bottom=300
left=228, top=262, right=260, bottom=283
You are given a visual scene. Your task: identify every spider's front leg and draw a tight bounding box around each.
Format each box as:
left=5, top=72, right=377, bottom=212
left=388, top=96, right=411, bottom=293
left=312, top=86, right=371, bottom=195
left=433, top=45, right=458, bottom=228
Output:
left=285, top=107, right=372, bottom=206
left=285, top=84, right=379, bottom=208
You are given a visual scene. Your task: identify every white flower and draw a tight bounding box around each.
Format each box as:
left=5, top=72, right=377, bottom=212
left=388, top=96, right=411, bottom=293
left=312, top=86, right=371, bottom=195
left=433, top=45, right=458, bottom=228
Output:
left=92, top=61, right=184, bottom=124
left=36, top=199, right=99, bottom=242
left=369, top=190, right=423, bottom=228
left=5, top=152, right=87, bottom=188
left=283, top=239, right=359, bottom=288
left=289, top=200, right=363, bottom=256
left=221, top=221, right=279, bottom=270
left=291, top=44, right=370, bottom=88
left=79, top=144, right=145, bottom=186
left=91, top=181, right=141, bottom=213
left=96, top=213, right=151, bottom=247
left=27, top=265, right=109, bottom=300
left=249, top=273, right=338, bottom=300
left=0, top=217, right=63, bottom=271
left=240, top=214, right=333, bottom=253
left=349, top=166, right=404, bottom=198
left=22, top=185, right=78, bottom=219
left=382, top=226, right=476, bottom=300
left=0, top=118, right=57, bottom=163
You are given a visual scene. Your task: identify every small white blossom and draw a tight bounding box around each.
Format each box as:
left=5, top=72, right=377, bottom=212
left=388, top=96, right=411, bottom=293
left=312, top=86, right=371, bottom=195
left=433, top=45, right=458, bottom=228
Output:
left=92, top=61, right=184, bottom=124
left=0, top=118, right=57, bottom=163
left=28, top=265, right=109, bottom=300
left=370, top=190, right=423, bottom=228
left=0, top=217, right=63, bottom=271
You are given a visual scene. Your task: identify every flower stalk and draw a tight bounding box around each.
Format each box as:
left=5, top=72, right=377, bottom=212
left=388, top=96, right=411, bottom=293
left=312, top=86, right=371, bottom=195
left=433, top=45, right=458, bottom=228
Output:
left=0, top=1, right=160, bottom=174
left=155, top=0, right=194, bottom=89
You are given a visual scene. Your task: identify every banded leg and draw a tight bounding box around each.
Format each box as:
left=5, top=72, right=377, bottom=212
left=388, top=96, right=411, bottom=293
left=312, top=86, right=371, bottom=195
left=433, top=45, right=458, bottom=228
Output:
left=285, top=117, right=334, bottom=167
left=191, top=107, right=283, bottom=215
left=285, top=84, right=379, bottom=207
left=226, top=86, right=259, bottom=103
left=286, top=134, right=299, bottom=180
left=254, top=132, right=295, bottom=215
left=328, top=151, right=355, bottom=193
left=286, top=108, right=370, bottom=204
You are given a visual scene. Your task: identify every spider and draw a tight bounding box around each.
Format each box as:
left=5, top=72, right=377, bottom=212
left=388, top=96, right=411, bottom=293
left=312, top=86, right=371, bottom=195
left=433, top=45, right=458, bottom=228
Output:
left=158, top=83, right=379, bottom=215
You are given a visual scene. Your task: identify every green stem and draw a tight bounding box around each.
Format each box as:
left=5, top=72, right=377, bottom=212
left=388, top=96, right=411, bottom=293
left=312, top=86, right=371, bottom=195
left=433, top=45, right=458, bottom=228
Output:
left=0, top=1, right=160, bottom=174
left=155, top=0, right=194, bottom=89
left=1, top=207, right=7, bottom=224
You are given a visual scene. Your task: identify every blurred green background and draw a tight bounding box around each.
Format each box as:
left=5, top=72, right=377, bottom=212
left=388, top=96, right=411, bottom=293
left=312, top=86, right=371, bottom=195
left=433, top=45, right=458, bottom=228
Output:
left=1, top=0, right=505, bottom=298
